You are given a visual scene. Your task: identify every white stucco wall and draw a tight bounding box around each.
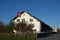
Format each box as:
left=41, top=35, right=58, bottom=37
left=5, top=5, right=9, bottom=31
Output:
left=12, top=12, right=41, bottom=33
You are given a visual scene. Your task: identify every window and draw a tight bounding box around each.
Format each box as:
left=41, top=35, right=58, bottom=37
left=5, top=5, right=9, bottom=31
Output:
left=22, top=19, right=25, bottom=23
left=17, top=19, right=20, bottom=22
left=30, top=18, right=33, bottom=22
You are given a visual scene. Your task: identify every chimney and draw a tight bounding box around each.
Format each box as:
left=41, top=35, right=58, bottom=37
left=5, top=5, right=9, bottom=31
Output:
left=17, top=12, right=22, bottom=17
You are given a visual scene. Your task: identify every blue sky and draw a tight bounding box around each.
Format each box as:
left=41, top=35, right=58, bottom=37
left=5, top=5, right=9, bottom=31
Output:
left=0, top=0, right=60, bottom=28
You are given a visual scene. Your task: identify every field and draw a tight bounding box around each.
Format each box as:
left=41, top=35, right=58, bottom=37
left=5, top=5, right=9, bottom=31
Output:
left=0, top=33, right=35, bottom=40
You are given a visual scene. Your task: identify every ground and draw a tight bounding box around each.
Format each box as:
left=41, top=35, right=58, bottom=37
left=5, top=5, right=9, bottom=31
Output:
left=0, top=33, right=60, bottom=40
left=0, top=33, right=35, bottom=40
left=38, top=33, right=60, bottom=40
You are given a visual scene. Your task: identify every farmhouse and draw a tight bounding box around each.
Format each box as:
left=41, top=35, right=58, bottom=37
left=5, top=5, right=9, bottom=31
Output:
left=11, top=10, right=52, bottom=33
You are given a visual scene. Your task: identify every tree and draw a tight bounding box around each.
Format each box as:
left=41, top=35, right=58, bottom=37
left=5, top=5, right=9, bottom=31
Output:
left=0, top=21, right=4, bottom=32
left=9, top=22, right=14, bottom=31
left=4, top=22, right=15, bottom=33
left=16, top=22, right=34, bottom=33
left=26, top=24, right=34, bottom=32
left=16, top=22, right=27, bottom=32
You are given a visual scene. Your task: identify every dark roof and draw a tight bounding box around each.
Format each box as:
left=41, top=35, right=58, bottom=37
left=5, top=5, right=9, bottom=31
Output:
left=12, top=10, right=52, bottom=30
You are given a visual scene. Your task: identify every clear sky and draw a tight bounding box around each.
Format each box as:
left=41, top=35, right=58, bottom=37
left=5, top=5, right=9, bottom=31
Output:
left=0, top=0, right=60, bottom=28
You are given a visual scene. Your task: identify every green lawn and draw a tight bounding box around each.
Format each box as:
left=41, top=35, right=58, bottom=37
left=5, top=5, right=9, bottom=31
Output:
left=0, top=33, right=35, bottom=40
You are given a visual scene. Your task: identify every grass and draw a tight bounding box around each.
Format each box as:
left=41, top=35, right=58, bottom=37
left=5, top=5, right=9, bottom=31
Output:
left=0, top=33, right=35, bottom=40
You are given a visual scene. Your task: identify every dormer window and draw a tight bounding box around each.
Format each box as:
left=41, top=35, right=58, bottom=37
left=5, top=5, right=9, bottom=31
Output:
left=30, top=18, right=33, bottom=22
left=17, top=19, right=20, bottom=22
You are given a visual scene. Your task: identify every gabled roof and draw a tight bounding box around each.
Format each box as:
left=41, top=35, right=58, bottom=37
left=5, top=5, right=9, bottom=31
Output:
left=11, top=10, right=52, bottom=30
